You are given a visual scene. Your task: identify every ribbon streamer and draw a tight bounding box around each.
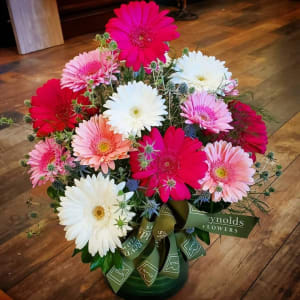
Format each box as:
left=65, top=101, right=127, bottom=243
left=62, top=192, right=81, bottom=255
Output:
left=106, top=201, right=259, bottom=292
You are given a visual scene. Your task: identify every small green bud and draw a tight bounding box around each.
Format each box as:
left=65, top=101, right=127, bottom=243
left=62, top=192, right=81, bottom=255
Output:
left=275, top=170, right=282, bottom=177
left=216, top=186, right=223, bottom=192
left=24, top=154, right=30, bottom=159
left=182, top=47, right=189, bottom=55
left=269, top=187, right=275, bottom=193
left=83, top=91, right=90, bottom=97
left=150, top=61, right=157, bottom=70
left=276, top=165, right=282, bottom=170
left=24, top=99, right=31, bottom=107
left=88, top=79, right=94, bottom=85
left=23, top=114, right=32, bottom=123
left=109, top=40, right=117, bottom=50
left=255, top=162, right=261, bottom=168
left=20, top=159, right=27, bottom=167
left=189, top=87, right=195, bottom=94
left=140, top=160, right=149, bottom=169
left=103, top=32, right=110, bottom=40
left=27, top=134, right=35, bottom=142
left=95, top=34, right=101, bottom=41
left=264, top=191, right=270, bottom=196
left=39, top=176, right=45, bottom=181
left=47, top=164, right=55, bottom=171
left=30, top=212, right=38, bottom=218
left=267, top=152, right=274, bottom=160
left=61, top=155, right=67, bottom=162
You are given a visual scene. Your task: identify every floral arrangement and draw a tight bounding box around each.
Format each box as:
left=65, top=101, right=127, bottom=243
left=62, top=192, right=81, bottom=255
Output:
left=20, top=1, right=282, bottom=296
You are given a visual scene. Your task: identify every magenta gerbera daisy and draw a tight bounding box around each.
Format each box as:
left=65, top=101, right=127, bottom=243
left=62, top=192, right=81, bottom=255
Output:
left=130, top=126, right=208, bottom=203
left=28, top=138, right=75, bottom=188
left=181, top=91, right=233, bottom=133
left=105, top=1, right=180, bottom=71
left=217, top=100, right=268, bottom=161
left=199, top=141, right=255, bottom=203
left=61, top=49, right=119, bottom=92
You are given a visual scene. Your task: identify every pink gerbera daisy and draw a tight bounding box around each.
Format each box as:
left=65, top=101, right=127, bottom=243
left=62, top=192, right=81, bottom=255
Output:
left=28, top=138, right=75, bottom=188
left=181, top=91, right=233, bottom=133
left=130, top=126, right=208, bottom=203
left=199, top=141, right=255, bottom=203
left=105, top=1, right=179, bottom=71
left=72, top=115, right=131, bottom=173
left=61, top=49, right=119, bottom=92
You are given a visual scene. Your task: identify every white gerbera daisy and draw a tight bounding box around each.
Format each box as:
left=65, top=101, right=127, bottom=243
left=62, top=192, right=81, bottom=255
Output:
left=58, top=173, right=135, bottom=257
left=103, top=81, right=167, bottom=137
left=170, top=51, right=232, bottom=93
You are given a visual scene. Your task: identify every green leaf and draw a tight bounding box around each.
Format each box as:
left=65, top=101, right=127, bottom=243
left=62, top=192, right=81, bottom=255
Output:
left=90, top=254, right=105, bottom=272
left=195, top=228, right=210, bottom=245
left=72, top=248, right=82, bottom=257
left=112, top=250, right=123, bottom=269
left=81, top=245, right=93, bottom=263
left=47, top=186, right=58, bottom=200
left=102, top=252, right=113, bottom=274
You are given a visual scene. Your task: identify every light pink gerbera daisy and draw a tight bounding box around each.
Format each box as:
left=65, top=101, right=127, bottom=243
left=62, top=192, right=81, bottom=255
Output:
left=72, top=115, right=131, bottom=173
left=199, top=141, right=255, bottom=203
left=28, top=138, right=75, bottom=188
left=61, top=49, right=119, bottom=92
left=181, top=91, right=233, bottom=133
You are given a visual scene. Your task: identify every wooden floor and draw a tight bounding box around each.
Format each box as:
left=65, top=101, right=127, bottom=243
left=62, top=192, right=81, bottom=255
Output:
left=0, top=0, right=300, bottom=299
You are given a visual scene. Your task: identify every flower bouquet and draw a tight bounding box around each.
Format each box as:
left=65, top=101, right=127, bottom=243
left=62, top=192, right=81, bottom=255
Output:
left=21, top=1, right=282, bottom=299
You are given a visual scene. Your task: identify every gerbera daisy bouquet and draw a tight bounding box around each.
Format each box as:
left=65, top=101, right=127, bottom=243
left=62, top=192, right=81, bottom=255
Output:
left=21, top=1, right=282, bottom=298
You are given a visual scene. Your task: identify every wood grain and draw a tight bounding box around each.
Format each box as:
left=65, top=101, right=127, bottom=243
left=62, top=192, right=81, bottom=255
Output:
left=243, top=223, right=300, bottom=300
left=6, top=0, right=64, bottom=54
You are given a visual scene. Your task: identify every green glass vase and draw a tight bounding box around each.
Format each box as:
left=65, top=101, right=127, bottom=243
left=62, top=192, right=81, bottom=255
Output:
left=116, top=251, right=188, bottom=300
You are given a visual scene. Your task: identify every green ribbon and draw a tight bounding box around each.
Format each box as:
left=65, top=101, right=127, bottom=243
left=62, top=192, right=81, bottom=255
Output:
left=169, top=200, right=259, bottom=238
left=160, top=233, right=180, bottom=279
left=152, top=204, right=176, bottom=241
left=176, top=232, right=206, bottom=260
left=106, top=257, right=135, bottom=293
left=137, top=245, right=160, bottom=286
left=106, top=201, right=259, bottom=292
left=204, top=213, right=259, bottom=238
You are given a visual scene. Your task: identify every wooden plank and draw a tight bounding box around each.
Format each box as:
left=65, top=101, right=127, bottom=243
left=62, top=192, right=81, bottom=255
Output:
left=6, top=0, right=64, bottom=54
left=0, top=219, right=68, bottom=291
left=6, top=246, right=118, bottom=300
left=0, top=290, right=13, bottom=300
left=243, top=223, right=300, bottom=300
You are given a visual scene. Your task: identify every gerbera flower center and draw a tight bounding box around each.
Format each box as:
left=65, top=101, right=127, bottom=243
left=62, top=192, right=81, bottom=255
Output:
left=80, top=61, right=102, bottom=77
left=193, top=106, right=215, bottom=124
left=159, top=155, right=179, bottom=173
left=197, top=75, right=206, bottom=82
left=93, top=205, right=105, bottom=220
left=98, top=141, right=111, bottom=154
left=165, top=178, right=176, bottom=189
left=215, top=167, right=227, bottom=179
left=130, top=106, right=141, bottom=118
left=130, top=28, right=152, bottom=48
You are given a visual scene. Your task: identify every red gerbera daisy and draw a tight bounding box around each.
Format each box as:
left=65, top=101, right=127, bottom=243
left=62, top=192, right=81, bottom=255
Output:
left=29, top=79, right=97, bottom=136
left=130, top=127, right=208, bottom=203
left=105, top=1, right=179, bottom=71
left=217, top=100, right=268, bottom=161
